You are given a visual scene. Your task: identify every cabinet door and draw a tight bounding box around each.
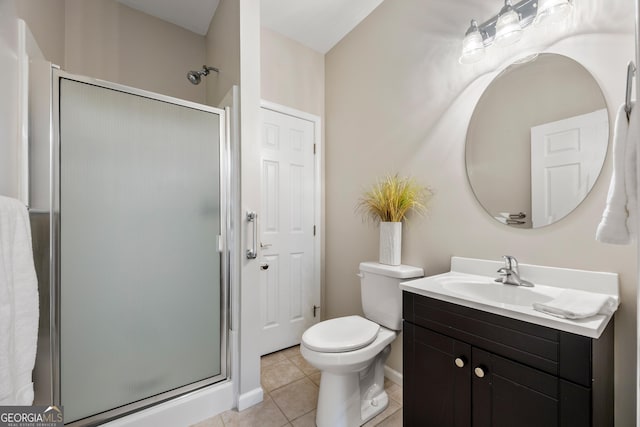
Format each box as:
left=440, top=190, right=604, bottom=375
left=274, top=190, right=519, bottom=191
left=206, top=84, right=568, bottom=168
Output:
left=472, top=348, right=559, bottom=427
left=404, top=322, right=471, bottom=427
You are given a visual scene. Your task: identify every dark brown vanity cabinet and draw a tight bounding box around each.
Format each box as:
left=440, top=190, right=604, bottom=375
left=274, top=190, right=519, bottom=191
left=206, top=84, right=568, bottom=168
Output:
left=403, top=292, right=614, bottom=427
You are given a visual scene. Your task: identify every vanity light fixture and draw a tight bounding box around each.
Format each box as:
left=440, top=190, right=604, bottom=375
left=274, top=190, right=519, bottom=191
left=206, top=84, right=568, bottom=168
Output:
left=459, top=0, right=573, bottom=64
left=534, top=0, right=572, bottom=26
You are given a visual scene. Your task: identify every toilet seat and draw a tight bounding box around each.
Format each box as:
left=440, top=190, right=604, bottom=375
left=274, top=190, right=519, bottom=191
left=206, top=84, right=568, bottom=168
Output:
left=302, top=315, right=380, bottom=353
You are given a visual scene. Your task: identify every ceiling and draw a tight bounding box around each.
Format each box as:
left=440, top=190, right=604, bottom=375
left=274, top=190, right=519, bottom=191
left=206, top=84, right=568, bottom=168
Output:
left=261, top=0, right=384, bottom=53
left=118, top=0, right=385, bottom=54
left=117, top=0, right=220, bottom=36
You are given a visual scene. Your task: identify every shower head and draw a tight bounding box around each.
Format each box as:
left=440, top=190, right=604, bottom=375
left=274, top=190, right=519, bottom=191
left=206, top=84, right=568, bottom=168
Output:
left=187, top=65, right=219, bottom=85
left=187, top=70, right=202, bottom=85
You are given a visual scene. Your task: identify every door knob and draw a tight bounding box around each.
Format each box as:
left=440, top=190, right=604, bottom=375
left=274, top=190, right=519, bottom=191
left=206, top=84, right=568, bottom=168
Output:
left=260, top=263, right=269, bottom=270
left=454, top=357, right=466, bottom=368
left=474, top=366, right=486, bottom=378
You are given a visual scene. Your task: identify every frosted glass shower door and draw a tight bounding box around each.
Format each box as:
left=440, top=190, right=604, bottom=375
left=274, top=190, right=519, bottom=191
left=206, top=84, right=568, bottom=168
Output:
left=58, top=77, right=225, bottom=423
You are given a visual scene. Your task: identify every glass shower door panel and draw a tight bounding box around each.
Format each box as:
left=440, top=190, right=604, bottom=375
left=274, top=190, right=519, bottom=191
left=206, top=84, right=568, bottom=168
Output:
left=59, top=79, right=221, bottom=423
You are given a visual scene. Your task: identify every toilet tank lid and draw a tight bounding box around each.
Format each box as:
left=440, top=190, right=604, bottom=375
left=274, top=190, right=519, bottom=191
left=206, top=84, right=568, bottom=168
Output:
left=359, top=262, right=424, bottom=279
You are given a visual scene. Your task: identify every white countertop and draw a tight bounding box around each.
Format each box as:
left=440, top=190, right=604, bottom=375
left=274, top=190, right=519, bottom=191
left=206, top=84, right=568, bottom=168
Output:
left=400, top=257, right=619, bottom=339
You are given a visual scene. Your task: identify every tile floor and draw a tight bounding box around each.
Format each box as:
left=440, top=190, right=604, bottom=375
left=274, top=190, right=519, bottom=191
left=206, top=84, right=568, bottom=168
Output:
left=191, top=345, right=403, bottom=427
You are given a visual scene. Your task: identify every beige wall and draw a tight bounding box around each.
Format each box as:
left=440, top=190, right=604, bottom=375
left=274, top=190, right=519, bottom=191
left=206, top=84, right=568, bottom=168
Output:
left=325, top=0, right=636, bottom=424
left=261, top=28, right=325, bottom=118
left=17, top=0, right=207, bottom=104
left=206, top=0, right=240, bottom=106
left=64, top=0, right=206, bottom=103
left=16, top=0, right=65, bottom=67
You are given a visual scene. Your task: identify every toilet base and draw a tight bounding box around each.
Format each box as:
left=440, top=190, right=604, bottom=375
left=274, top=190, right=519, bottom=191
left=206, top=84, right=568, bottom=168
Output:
left=315, top=345, right=392, bottom=427
left=361, top=389, right=389, bottom=424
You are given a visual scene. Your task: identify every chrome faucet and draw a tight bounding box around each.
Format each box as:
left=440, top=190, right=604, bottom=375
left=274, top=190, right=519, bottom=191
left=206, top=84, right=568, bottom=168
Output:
left=495, top=255, right=534, bottom=287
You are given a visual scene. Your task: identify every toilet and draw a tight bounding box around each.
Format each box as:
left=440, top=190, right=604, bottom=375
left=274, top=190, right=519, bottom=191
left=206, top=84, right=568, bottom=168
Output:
left=300, top=262, right=423, bottom=427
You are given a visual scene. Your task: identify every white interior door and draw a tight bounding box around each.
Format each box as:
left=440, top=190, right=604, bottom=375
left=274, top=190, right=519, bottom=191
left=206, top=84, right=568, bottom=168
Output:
left=531, top=109, right=608, bottom=228
left=259, top=105, right=320, bottom=355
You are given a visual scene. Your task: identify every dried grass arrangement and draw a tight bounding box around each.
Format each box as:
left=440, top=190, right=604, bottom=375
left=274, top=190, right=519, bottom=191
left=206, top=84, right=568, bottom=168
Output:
left=356, top=174, right=432, bottom=223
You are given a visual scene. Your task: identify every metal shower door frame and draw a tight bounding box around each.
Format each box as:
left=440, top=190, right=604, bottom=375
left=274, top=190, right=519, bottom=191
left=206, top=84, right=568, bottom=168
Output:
left=49, top=68, right=230, bottom=426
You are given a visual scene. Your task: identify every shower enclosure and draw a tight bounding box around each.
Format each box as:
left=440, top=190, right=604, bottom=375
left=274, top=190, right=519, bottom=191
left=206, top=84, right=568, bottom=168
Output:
left=30, top=69, right=229, bottom=426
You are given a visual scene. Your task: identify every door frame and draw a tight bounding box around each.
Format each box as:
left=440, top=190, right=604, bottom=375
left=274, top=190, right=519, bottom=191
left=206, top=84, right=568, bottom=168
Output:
left=259, top=99, right=322, bottom=323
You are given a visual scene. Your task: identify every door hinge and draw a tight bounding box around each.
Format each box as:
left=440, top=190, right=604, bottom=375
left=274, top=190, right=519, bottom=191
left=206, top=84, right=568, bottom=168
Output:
left=313, top=225, right=316, bottom=236
left=313, top=143, right=316, bottom=155
left=313, top=305, right=320, bottom=318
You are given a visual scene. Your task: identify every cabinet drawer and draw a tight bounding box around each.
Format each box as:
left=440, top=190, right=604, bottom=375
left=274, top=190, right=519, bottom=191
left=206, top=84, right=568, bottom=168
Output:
left=403, top=291, right=612, bottom=388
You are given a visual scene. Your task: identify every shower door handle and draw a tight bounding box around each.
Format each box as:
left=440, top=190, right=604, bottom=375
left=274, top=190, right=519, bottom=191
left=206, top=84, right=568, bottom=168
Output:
left=246, top=211, right=258, bottom=259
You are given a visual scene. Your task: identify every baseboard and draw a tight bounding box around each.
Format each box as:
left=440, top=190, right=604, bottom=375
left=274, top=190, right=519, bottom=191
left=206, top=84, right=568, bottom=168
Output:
left=384, top=365, right=403, bottom=386
left=237, top=387, right=264, bottom=411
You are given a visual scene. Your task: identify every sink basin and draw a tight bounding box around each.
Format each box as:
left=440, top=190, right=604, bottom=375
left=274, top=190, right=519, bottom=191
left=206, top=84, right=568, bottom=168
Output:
left=441, top=279, right=557, bottom=307
left=411, top=272, right=564, bottom=309
left=399, top=257, right=620, bottom=338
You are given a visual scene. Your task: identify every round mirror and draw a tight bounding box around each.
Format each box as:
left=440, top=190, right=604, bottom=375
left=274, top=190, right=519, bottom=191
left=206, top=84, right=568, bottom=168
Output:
left=466, top=53, right=609, bottom=229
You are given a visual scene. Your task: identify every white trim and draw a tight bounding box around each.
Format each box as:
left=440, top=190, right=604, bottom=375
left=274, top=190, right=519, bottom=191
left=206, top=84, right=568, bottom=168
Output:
left=219, top=86, right=241, bottom=410
left=384, top=365, right=403, bottom=386
left=259, top=100, right=323, bottom=321
left=261, top=100, right=322, bottom=124
left=103, top=382, right=234, bottom=427
left=17, top=20, right=29, bottom=206
left=237, top=387, right=264, bottom=411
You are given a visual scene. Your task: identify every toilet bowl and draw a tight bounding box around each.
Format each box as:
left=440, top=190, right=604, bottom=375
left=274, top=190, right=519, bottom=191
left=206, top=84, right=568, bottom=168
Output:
left=301, top=317, right=396, bottom=427
left=301, top=262, right=423, bottom=427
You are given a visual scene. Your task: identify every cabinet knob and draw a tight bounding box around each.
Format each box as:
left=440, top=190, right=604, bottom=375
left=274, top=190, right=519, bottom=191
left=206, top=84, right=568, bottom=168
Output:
left=474, top=366, right=486, bottom=378
left=454, top=357, right=466, bottom=368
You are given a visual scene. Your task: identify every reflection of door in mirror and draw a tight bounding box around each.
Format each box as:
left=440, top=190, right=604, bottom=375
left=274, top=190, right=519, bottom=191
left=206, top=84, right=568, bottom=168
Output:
left=530, top=109, right=608, bottom=227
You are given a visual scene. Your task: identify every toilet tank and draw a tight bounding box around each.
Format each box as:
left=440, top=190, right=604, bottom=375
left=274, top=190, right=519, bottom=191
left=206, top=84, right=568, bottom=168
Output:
left=359, top=262, right=424, bottom=330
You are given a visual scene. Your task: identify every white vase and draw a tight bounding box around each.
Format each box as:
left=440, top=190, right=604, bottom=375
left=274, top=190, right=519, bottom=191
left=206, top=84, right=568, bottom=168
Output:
left=379, top=221, right=402, bottom=266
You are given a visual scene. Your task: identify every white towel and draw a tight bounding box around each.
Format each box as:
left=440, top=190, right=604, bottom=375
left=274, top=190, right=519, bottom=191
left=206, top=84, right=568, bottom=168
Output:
left=0, top=195, right=39, bottom=405
left=532, top=289, right=617, bottom=320
left=494, top=216, right=508, bottom=224
left=596, top=103, right=638, bottom=244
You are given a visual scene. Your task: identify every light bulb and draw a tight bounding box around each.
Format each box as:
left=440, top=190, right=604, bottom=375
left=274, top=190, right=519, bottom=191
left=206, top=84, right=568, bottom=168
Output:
left=494, top=0, right=522, bottom=46
left=535, top=0, right=572, bottom=26
left=459, top=20, right=485, bottom=64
